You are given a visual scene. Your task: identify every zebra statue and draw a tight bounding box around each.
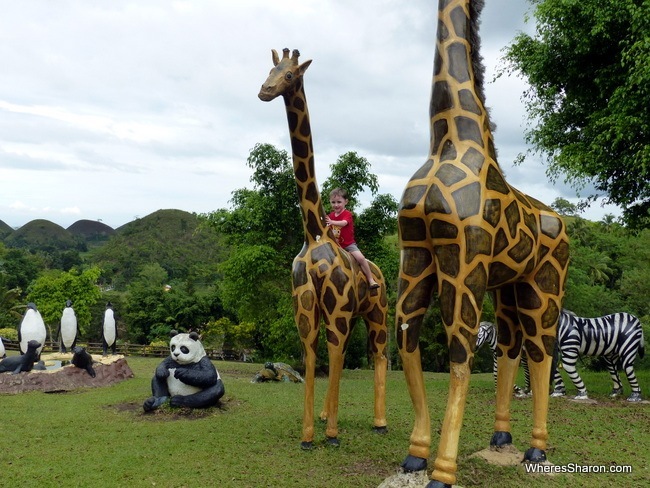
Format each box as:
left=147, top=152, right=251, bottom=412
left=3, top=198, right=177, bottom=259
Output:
left=551, top=310, right=645, bottom=402
left=476, top=321, right=531, bottom=397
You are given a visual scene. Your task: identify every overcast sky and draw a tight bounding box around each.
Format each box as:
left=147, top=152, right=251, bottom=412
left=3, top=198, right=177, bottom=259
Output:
left=0, top=0, right=620, bottom=230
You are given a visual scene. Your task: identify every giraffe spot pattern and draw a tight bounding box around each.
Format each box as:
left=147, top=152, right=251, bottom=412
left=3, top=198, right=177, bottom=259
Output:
left=402, top=247, right=434, bottom=277
left=507, top=230, right=534, bottom=263
left=504, top=201, right=520, bottom=238
left=535, top=261, right=561, bottom=295
left=440, top=140, right=457, bottom=161
left=515, top=283, right=543, bottom=310
left=460, top=147, right=485, bottom=175
left=330, top=265, right=349, bottom=296
left=508, top=330, right=523, bottom=359
left=524, top=339, right=544, bottom=363
left=540, top=214, right=563, bottom=239
left=488, top=262, right=518, bottom=286
left=483, top=198, right=501, bottom=228
left=411, top=159, right=434, bottom=181
left=460, top=293, right=478, bottom=328
left=449, top=335, right=467, bottom=363
left=425, top=185, right=453, bottom=214
left=399, top=216, right=428, bottom=242
left=552, top=240, right=570, bottom=269
left=464, top=263, right=487, bottom=301
left=440, top=280, right=456, bottom=327
left=454, top=116, right=483, bottom=146
left=542, top=301, right=560, bottom=329
left=431, top=219, right=458, bottom=239
left=493, top=228, right=509, bottom=255
left=436, top=163, right=467, bottom=187
left=335, top=317, right=348, bottom=336
left=401, top=185, right=427, bottom=210
left=465, top=225, right=492, bottom=263
left=432, top=119, right=449, bottom=154
left=458, top=88, right=481, bottom=115
left=448, top=42, right=470, bottom=84
left=293, top=260, right=308, bottom=287
left=435, top=244, right=460, bottom=277
left=485, top=165, right=509, bottom=194
left=432, top=81, right=454, bottom=112
left=452, top=181, right=481, bottom=219
left=326, top=328, right=339, bottom=347
left=291, top=136, right=309, bottom=159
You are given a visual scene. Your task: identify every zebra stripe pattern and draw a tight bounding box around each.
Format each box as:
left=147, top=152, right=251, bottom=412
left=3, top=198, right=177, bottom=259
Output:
left=553, top=310, right=645, bottom=402
left=476, top=321, right=530, bottom=395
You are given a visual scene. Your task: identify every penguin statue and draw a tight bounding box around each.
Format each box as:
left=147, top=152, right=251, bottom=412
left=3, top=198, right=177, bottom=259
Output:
left=59, top=299, right=78, bottom=353
left=19, top=302, right=47, bottom=360
left=102, top=302, right=117, bottom=356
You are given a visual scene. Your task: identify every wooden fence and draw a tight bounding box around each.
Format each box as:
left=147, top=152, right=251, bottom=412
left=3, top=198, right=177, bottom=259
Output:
left=2, top=340, right=247, bottom=361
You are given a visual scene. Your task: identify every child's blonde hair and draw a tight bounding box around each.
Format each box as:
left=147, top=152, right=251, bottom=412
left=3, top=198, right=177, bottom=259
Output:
left=329, top=188, right=348, bottom=200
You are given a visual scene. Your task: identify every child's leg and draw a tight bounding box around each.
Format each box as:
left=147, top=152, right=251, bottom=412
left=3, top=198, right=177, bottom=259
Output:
left=349, top=250, right=379, bottom=286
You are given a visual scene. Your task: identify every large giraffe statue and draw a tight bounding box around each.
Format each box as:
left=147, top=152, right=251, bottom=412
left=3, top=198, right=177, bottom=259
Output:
left=395, top=2, right=569, bottom=487
left=258, top=48, right=389, bottom=448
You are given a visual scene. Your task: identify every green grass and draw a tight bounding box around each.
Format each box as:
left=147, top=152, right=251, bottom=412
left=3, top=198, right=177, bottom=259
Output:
left=0, top=358, right=648, bottom=487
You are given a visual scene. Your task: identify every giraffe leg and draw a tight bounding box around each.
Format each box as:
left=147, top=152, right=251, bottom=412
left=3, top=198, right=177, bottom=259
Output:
left=322, top=331, right=347, bottom=446
left=369, top=325, right=388, bottom=432
left=301, top=339, right=317, bottom=449
left=525, top=349, right=553, bottom=460
left=429, top=360, right=472, bottom=487
left=492, top=348, right=521, bottom=446
left=491, top=288, right=522, bottom=446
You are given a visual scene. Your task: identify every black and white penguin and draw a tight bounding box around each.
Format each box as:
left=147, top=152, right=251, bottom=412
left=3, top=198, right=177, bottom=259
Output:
left=59, top=299, right=78, bottom=353
left=72, top=346, right=96, bottom=377
left=102, top=302, right=117, bottom=356
left=19, top=303, right=46, bottom=360
left=0, top=340, right=41, bottom=374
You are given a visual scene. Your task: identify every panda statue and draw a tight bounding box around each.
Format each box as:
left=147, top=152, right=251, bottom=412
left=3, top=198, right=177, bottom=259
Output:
left=143, top=330, right=225, bottom=412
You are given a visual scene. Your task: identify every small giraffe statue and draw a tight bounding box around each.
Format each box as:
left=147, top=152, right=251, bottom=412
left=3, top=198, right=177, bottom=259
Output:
left=395, top=2, right=569, bottom=487
left=258, top=48, right=389, bottom=448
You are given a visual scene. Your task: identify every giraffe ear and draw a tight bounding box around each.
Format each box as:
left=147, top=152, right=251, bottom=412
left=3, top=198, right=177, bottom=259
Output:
left=272, top=49, right=280, bottom=66
left=298, top=59, right=312, bottom=76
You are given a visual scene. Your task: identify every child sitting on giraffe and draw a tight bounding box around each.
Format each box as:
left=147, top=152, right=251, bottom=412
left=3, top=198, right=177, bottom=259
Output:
left=325, top=188, right=380, bottom=289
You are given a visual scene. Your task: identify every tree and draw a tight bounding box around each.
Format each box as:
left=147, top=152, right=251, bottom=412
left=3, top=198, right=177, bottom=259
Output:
left=321, top=151, right=379, bottom=212
left=503, top=0, right=650, bottom=229
left=26, top=267, right=102, bottom=339
left=550, top=197, right=578, bottom=217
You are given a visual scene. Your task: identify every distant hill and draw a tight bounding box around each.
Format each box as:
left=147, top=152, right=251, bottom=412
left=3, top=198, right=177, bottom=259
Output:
left=90, top=209, right=226, bottom=287
left=68, top=219, right=116, bottom=242
left=4, top=219, right=83, bottom=252
left=0, top=219, right=13, bottom=240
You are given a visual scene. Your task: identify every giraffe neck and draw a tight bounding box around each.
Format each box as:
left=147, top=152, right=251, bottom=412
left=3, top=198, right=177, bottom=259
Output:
left=282, top=79, right=329, bottom=243
left=430, top=0, right=495, bottom=160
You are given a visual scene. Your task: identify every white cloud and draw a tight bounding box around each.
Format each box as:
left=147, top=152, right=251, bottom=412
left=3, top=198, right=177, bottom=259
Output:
left=0, top=0, right=621, bottom=229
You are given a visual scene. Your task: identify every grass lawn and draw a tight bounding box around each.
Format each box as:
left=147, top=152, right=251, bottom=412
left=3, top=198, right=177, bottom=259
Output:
left=0, top=356, right=648, bottom=487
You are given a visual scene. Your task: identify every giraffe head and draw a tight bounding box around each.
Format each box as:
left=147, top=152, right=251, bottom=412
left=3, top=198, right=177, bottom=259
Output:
left=258, top=48, right=312, bottom=102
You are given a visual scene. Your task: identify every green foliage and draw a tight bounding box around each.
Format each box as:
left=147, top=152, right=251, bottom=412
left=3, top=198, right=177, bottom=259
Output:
left=0, top=327, right=18, bottom=341
left=321, top=151, right=379, bottom=212
left=91, top=209, right=224, bottom=290
left=503, top=0, right=650, bottom=228
left=26, top=267, right=102, bottom=338
left=122, top=263, right=224, bottom=344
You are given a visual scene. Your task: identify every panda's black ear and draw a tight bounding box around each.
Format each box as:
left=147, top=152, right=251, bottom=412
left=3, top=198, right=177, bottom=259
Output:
left=189, top=331, right=199, bottom=341
left=170, top=330, right=179, bottom=338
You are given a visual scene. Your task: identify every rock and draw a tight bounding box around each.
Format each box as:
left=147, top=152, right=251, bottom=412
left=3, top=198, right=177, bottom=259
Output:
left=0, top=354, right=133, bottom=394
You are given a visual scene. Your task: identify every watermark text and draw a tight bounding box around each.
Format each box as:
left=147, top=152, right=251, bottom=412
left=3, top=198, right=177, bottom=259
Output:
left=524, top=463, right=632, bottom=474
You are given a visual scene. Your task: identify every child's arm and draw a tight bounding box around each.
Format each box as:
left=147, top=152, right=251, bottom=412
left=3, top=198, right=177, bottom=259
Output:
left=325, top=216, right=349, bottom=227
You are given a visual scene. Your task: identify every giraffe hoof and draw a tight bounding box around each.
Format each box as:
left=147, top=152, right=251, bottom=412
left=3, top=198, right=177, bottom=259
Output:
left=372, top=425, right=388, bottom=435
left=401, top=454, right=427, bottom=472
left=326, top=437, right=340, bottom=447
left=627, top=392, right=642, bottom=402
left=300, top=441, right=314, bottom=450
left=523, top=447, right=547, bottom=463
left=425, top=481, right=451, bottom=488
left=490, top=431, right=512, bottom=447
